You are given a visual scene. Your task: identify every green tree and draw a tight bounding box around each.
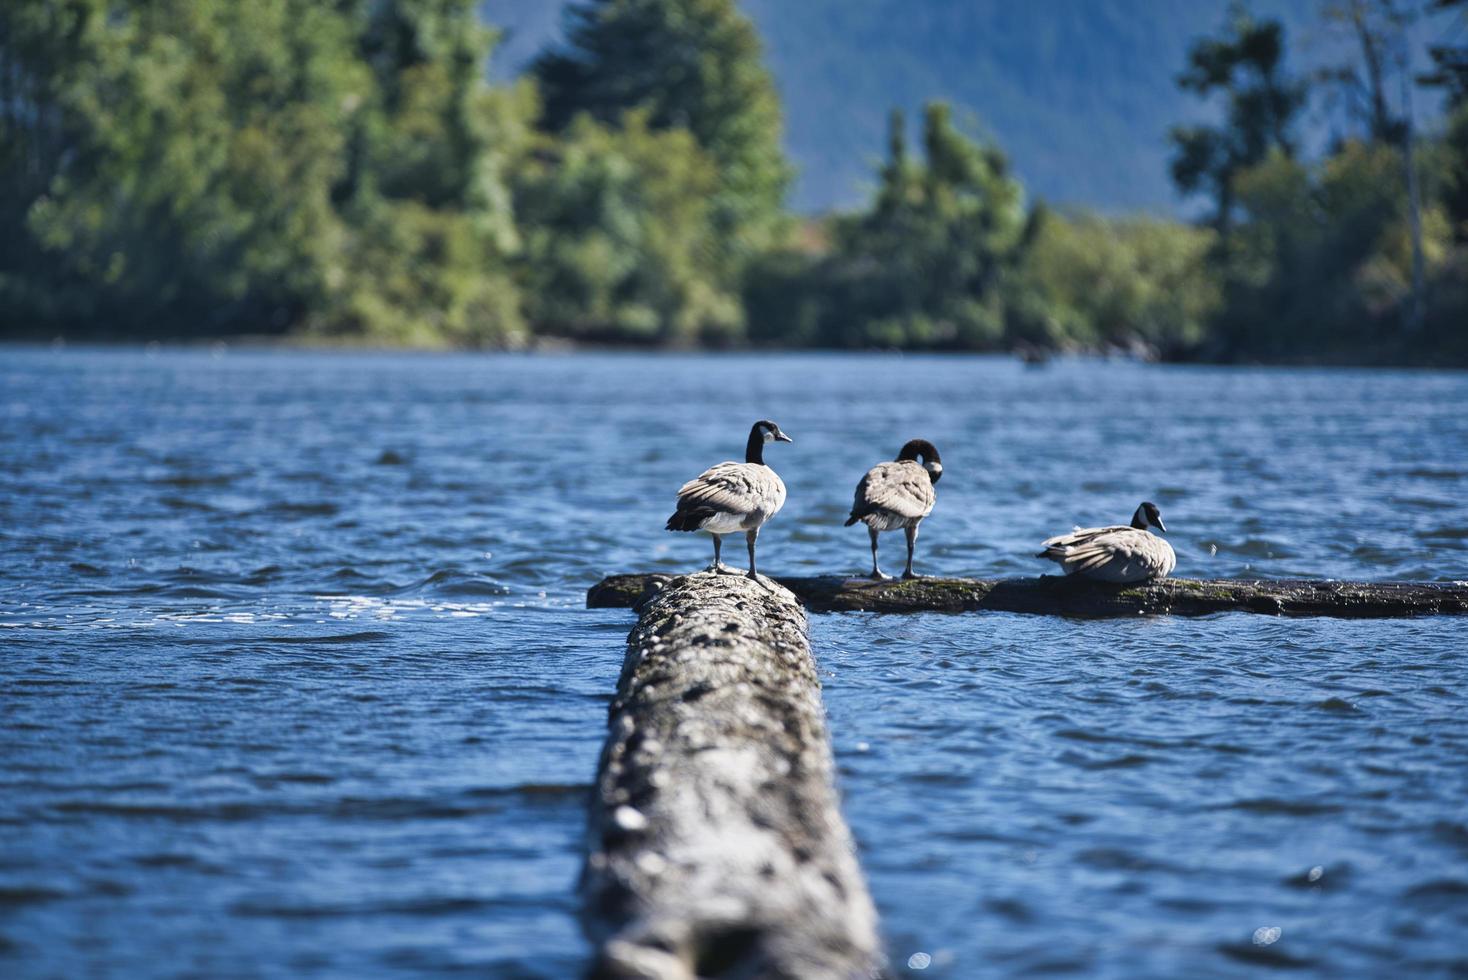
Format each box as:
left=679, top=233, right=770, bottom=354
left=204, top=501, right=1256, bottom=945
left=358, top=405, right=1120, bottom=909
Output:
left=1317, top=0, right=1410, bottom=144
left=513, top=112, right=740, bottom=344
left=1005, top=211, right=1221, bottom=356
left=533, top=0, right=792, bottom=265
left=1215, top=140, right=1453, bottom=356
left=0, top=0, right=530, bottom=344
left=1443, top=104, right=1468, bottom=241
left=1422, top=0, right=1468, bottom=104
left=0, top=0, right=106, bottom=325
left=1424, top=1, right=1468, bottom=240
left=321, top=0, right=531, bottom=345
left=3, top=0, right=365, bottom=332
left=1169, top=6, right=1308, bottom=233
left=839, top=104, right=1029, bottom=347
left=749, top=103, right=1030, bottom=350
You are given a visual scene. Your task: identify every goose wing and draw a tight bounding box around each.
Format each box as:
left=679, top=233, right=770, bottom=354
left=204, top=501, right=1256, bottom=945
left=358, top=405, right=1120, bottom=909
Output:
left=1039, top=524, right=1132, bottom=553
left=1039, top=527, right=1176, bottom=583
left=677, top=461, right=785, bottom=518
left=851, top=461, right=935, bottom=521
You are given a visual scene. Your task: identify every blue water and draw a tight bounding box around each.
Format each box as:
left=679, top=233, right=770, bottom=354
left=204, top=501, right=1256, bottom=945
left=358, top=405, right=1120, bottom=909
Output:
left=2, top=347, right=1466, bottom=977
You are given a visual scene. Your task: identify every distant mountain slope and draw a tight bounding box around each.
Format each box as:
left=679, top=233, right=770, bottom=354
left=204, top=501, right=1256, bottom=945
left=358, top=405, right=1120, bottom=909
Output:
left=480, top=1, right=1396, bottom=214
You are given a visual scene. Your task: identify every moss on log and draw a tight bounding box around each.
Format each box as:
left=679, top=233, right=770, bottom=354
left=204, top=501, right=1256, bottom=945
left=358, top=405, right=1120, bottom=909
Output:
left=588, top=573, right=1468, bottom=618
left=581, top=573, right=882, bottom=980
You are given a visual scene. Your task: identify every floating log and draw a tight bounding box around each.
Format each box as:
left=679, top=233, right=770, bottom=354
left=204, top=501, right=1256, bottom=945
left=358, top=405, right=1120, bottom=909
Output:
left=588, top=573, right=1468, bottom=619
left=581, top=573, right=882, bottom=979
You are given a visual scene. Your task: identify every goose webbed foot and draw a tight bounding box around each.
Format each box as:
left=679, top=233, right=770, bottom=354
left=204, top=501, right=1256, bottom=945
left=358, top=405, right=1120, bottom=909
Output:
left=902, top=570, right=922, bottom=581
left=705, top=562, right=739, bottom=575
left=747, top=571, right=777, bottom=592
left=867, top=569, right=890, bottom=581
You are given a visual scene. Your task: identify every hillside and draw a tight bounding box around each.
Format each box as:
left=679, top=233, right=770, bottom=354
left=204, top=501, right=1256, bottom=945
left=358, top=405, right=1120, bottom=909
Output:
left=481, top=0, right=1332, bottom=213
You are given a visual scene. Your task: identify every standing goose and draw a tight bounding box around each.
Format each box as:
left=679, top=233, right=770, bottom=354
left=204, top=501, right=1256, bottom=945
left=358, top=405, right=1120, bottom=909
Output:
left=844, top=439, right=942, bottom=580
left=665, top=420, right=792, bottom=578
left=1036, top=501, right=1176, bottom=583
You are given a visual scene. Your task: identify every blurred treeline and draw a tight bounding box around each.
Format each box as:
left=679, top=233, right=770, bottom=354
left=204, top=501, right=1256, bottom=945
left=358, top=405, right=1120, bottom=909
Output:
left=1, top=0, right=1465, bottom=362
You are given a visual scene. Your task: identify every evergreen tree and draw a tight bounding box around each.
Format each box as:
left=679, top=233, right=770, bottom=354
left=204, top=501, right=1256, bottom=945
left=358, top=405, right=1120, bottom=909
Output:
left=1422, top=0, right=1468, bottom=104
left=1424, top=0, right=1468, bottom=240
left=1168, top=7, right=1308, bottom=233
left=1317, top=0, right=1409, bottom=145
left=826, top=103, right=1029, bottom=348
left=514, top=112, right=740, bottom=344
left=0, top=0, right=530, bottom=343
left=2, top=0, right=366, bottom=333
left=533, top=0, right=792, bottom=264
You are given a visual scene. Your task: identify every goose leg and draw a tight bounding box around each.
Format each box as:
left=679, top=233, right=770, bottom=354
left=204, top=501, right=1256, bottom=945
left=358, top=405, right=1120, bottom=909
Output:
left=902, top=524, right=920, bottom=580
left=868, top=526, right=887, bottom=580
left=707, top=533, right=729, bottom=573
left=746, top=528, right=760, bottom=579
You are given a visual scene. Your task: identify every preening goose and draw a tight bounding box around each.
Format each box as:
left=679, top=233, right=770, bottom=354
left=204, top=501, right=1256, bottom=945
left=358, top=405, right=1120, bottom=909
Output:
left=1036, top=501, right=1176, bottom=583
left=665, top=420, right=792, bottom=578
left=844, top=439, right=942, bottom=579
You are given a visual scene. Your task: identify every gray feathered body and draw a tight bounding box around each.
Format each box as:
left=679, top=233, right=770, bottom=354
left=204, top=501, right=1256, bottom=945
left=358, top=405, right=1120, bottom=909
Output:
left=1037, top=525, right=1176, bottom=583
left=667, top=461, right=787, bottom=534
left=846, top=460, right=936, bottom=531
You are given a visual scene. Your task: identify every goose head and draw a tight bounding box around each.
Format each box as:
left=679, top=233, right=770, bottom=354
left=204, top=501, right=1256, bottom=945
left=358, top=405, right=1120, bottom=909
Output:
left=745, top=420, right=791, bottom=464
left=754, top=419, right=793, bottom=444
left=897, top=438, right=943, bottom=485
left=1131, top=501, right=1166, bottom=533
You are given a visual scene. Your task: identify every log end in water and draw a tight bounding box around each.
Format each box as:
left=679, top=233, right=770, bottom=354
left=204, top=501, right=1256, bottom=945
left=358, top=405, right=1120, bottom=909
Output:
left=587, top=572, right=1468, bottom=618
left=582, top=572, right=882, bottom=979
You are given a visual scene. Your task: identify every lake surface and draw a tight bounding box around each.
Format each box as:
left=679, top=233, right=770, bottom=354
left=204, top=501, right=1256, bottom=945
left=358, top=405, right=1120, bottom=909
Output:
left=2, top=347, right=1466, bottom=978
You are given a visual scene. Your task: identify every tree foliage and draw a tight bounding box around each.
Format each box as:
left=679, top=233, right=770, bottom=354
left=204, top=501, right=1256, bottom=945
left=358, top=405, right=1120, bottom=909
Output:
left=514, top=112, right=740, bottom=343
left=0, top=0, right=529, bottom=344
left=1212, top=142, right=1452, bottom=356
left=745, top=104, right=1217, bottom=355
left=534, top=0, right=792, bottom=264
left=0, top=0, right=1464, bottom=363
left=3, top=0, right=363, bottom=332
left=1169, top=6, right=1308, bottom=232
left=748, top=105, right=1026, bottom=349
left=1165, top=3, right=1468, bottom=362
left=1006, top=212, right=1221, bottom=356
left=1316, top=0, right=1411, bottom=145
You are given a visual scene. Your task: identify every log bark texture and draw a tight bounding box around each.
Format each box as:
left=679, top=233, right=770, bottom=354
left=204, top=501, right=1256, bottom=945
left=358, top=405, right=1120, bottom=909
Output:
left=582, top=573, right=882, bottom=980
left=588, top=573, right=1468, bottom=619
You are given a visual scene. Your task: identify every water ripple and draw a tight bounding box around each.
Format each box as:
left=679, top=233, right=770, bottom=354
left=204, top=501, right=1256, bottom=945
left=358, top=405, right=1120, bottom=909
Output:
left=3, top=349, right=1467, bottom=978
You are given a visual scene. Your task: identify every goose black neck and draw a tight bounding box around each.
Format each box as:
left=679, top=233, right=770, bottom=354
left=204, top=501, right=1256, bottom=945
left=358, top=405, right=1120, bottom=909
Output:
left=1130, top=511, right=1147, bottom=530
left=745, top=425, right=765, bottom=465
left=897, top=439, right=940, bottom=464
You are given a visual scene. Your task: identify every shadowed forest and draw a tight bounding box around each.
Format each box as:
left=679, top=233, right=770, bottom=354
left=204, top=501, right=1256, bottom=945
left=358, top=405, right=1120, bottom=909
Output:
left=2, top=0, right=1466, bottom=363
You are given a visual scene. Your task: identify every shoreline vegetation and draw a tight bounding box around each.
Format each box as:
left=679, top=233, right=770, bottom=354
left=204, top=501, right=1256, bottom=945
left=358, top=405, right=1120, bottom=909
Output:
left=13, top=334, right=1468, bottom=372
left=2, top=1, right=1466, bottom=365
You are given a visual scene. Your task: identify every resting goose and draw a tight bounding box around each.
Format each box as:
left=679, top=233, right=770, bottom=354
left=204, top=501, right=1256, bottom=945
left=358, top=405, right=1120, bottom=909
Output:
left=665, top=420, right=792, bottom=578
left=844, top=439, right=942, bottom=579
left=1036, top=501, right=1176, bottom=583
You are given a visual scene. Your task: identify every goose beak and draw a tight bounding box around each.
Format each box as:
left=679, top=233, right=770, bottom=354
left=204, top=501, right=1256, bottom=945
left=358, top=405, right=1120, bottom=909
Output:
left=1154, top=518, right=1167, bottom=533
left=775, top=432, right=793, bottom=443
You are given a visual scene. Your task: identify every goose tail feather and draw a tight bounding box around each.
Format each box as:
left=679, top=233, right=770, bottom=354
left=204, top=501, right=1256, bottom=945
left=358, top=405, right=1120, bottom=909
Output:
left=666, top=506, right=715, bottom=532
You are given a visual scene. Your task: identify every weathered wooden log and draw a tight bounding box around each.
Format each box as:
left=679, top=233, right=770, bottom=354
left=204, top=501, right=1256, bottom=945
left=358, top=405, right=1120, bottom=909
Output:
left=588, top=573, right=1468, bottom=619
left=581, top=573, right=882, bottom=980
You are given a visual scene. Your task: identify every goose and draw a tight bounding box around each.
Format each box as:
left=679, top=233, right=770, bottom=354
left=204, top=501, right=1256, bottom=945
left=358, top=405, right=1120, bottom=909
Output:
left=1036, top=501, right=1176, bottom=583
left=844, top=439, right=942, bottom=580
left=665, top=420, right=792, bottom=578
